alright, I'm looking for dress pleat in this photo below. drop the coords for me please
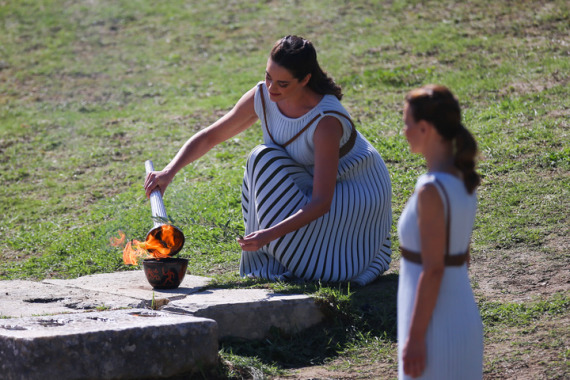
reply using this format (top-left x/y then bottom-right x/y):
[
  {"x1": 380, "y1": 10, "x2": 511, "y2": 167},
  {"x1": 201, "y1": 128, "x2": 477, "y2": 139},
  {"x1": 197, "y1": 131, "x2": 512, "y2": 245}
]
[
  {"x1": 397, "y1": 173, "x2": 483, "y2": 379},
  {"x1": 239, "y1": 83, "x2": 392, "y2": 285}
]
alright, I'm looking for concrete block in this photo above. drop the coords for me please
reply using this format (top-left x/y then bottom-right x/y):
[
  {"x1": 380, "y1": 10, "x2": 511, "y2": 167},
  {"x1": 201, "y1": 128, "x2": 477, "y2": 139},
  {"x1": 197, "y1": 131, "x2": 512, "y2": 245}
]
[
  {"x1": 164, "y1": 289, "x2": 325, "y2": 340},
  {"x1": 0, "y1": 309, "x2": 218, "y2": 380}
]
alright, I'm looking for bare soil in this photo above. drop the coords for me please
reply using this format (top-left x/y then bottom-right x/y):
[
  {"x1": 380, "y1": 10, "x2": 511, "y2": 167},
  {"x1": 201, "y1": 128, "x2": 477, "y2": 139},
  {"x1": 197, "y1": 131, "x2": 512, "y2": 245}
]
[
  {"x1": 471, "y1": 238, "x2": 569, "y2": 304},
  {"x1": 277, "y1": 237, "x2": 569, "y2": 380}
]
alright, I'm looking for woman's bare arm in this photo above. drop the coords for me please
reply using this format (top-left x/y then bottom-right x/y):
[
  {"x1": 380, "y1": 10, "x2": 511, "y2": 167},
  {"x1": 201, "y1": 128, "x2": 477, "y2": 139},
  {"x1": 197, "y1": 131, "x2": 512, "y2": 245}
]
[
  {"x1": 144, "y1": 86, "x2": 259, "y2": 197},
  {"x1": 237, "y1": 115, "x2": 342, "y2": 250},
  {"x1": 402, "y1": 184, "x2": 446, "y2": 378}
]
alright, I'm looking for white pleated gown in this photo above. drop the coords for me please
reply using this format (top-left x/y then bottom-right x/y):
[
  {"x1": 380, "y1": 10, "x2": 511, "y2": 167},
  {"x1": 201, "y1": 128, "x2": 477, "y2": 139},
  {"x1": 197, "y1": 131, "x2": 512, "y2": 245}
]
[
  {"x1": 397, "y1": 173, "x2": 483, "y2": 379},
  {"x1": 239, "y1": 83, "x2": 392, "y2": 285}
]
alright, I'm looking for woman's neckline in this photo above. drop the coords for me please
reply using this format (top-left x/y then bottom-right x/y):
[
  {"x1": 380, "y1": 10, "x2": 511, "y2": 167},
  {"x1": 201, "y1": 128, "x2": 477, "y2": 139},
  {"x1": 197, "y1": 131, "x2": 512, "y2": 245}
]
[
  {"x1": 426, "y1": 171, "x2": 463, "y2": 182},
  {"x1": 270, "y1": 87, "x2": 327, "y2": 120}
]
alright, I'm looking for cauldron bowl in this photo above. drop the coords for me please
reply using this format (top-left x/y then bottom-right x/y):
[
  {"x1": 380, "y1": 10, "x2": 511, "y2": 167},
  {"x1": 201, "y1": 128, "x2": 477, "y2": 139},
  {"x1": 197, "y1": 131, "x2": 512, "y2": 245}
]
[
  {"x1": 145, "y1": 224, "x2": 186, "y2": 257},
  {"x1": 143, "y1": 258, "x2": 189, "y2": 289}
]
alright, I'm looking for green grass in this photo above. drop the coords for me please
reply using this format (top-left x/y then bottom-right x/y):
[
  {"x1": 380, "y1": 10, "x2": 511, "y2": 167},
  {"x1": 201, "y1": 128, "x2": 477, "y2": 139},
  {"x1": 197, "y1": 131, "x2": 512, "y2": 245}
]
[
  {"x1": 480, "y1": 293, "x2": 569, "y2": 327},
  {"x1": 1, "y1": 0, "x2": 569, "y2": 378},
  {"x1": 217, "y1": 277, "x2": 398, "y2": 378}
]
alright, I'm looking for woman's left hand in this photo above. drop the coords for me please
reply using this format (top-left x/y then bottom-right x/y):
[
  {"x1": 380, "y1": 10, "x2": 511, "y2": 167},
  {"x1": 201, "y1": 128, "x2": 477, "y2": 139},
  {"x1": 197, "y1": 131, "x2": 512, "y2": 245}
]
[
  {"x1": 236, "y1": 229, "x2": 273, "y2": 251},
  {"x1": 402, "y1": 336, "x2": 427, "y2": 378}
]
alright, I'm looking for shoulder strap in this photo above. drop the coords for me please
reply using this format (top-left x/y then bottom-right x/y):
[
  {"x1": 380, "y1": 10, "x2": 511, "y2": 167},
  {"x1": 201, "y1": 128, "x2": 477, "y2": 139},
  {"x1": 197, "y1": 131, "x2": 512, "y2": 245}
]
[
  {"x1": 400, "y1": 177, "x2": 470, "y2": 266},
  {"x1": 258, "y1": 84, "x2": 357, "y2": 158},
  {"x1": 281, "y1": 113, "x2": 320, "y2": 147},
  {"x1": 258, "y1": 83, "x2": 278, "y2": 145},
  {"x1": 433, "y1": 178, "x2": 451, "y2": 257},
  {"x1": 281, "y1": 110, "x2": 357, "y2": 158},
  {"x1": 326, "y1": 111, "x2": 357, "y2": 158}
]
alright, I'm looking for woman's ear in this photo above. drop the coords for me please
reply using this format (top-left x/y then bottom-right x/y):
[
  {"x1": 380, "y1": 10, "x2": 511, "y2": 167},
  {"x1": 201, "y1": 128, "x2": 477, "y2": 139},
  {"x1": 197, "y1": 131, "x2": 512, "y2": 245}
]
[
  {"x1": 420, "y1": 121, "x2": 442, "y2": 142},
  {"x1": 418, "y1": 119, "x2": 430, "y2": 134},
  {"x1": 300, "y1": 73, "x2": 311, "y2": 86}
]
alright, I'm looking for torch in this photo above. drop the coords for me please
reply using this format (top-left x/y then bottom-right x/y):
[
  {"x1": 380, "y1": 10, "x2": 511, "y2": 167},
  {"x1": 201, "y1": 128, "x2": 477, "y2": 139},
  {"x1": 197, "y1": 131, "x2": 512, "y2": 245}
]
[
  {"x1": 141, "y1": 160, "x2": 188, "y2": 289},
  {"x1": 144, "y1": 160, "x2": 185, "y2": 257}
]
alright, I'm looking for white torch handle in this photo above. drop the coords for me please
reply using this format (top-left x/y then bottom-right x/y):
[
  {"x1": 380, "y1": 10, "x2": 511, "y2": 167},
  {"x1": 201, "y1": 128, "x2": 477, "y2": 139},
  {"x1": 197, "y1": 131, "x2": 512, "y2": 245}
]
[{"x1": 145, "y1": 160, "x2": 168, "y2": 228}]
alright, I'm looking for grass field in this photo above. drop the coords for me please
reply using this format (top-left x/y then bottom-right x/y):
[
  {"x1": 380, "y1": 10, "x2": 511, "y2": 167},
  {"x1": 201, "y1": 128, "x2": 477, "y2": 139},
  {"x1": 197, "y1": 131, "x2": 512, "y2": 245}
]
[{"x1": 1, "y1": 0, "x2": 568, "y2": 379}]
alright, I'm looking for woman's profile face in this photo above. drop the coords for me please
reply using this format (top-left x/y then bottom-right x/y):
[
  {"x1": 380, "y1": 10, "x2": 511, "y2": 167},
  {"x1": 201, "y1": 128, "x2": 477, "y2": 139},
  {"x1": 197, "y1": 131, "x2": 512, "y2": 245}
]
[
  {"x1": 403, "y1": 103, "x2": 424, "y2": 154},
  {"x1": 265, "y1": 58, "x2": 308, "y2": 102}
]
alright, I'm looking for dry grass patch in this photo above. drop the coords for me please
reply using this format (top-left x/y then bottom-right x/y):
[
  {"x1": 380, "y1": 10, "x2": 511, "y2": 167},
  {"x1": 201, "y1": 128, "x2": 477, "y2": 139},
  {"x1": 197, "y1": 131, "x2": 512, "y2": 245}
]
[{"x1": 484, "y1": 316, "x2": 570, "y2": 380}]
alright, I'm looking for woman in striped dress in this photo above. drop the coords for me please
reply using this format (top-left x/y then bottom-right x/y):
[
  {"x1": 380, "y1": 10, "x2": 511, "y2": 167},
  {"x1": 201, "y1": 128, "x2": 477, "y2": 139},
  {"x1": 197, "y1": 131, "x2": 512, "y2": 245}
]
[
  {"x1": 398, "y1": 85, "x2": 483, "y2": 379},
  {"x1": 145, "y1": 35, "x2": 392, "y2": 285}
]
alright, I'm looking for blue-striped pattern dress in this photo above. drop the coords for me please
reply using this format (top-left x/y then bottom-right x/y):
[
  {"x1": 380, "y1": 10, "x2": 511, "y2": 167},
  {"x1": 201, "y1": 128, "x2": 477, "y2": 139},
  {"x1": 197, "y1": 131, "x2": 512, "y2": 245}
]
[{"x1": 239, "y1": 83, "x2": 392, "y2": 285}]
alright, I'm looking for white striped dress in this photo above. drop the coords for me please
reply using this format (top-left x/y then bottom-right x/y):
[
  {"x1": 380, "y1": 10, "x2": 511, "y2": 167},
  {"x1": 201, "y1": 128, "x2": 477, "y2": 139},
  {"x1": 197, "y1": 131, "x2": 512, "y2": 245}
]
[
  {"x1": 397, "y1": 173, "x2": 483, "y2": 379},
  {"x1": 239, "y1": 83, "x2": 392, "y2": 286}
]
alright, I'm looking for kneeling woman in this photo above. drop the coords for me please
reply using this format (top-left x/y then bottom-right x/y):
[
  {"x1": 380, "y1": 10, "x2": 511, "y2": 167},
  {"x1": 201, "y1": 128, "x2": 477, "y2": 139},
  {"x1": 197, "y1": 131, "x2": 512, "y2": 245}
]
[{"x1": 145, "y1": 35, "x2": 392, "y2": 286}]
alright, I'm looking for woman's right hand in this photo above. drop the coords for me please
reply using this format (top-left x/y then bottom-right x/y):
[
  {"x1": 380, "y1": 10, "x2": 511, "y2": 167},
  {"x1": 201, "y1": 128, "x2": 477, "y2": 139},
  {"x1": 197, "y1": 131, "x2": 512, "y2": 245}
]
[
  {"x1": 141, "y1": 85, "x2": 258, "y2": 200},
  {"x1": 402, "y1": 336, "x2": 427, "y2": 378},
  {"x1": 144, "y1": 169, "x2": 173, "y2": 198},
  {"x1": 236, "y1": 229, "x2": 275, "y2": 251}
]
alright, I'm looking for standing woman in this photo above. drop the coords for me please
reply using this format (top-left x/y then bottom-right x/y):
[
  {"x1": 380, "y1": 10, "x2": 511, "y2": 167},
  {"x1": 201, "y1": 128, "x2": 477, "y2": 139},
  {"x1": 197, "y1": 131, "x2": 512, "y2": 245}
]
[
  {"x1": 145, "y1": 35, "x2": 392, "y2": 285},
  {"x1": 397, "y1": 85, "x2": 483, "y2": 379}
]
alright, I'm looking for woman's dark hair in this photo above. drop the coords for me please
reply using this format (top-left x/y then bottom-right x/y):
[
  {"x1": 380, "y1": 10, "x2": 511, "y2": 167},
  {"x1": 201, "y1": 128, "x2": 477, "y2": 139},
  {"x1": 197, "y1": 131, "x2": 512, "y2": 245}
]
[
  {"x1": 405, "y1": 84, "x2": 481, "y2": 193},
  {"x1": 270, "y1": 35, "x2": 343, "y2": 100}
]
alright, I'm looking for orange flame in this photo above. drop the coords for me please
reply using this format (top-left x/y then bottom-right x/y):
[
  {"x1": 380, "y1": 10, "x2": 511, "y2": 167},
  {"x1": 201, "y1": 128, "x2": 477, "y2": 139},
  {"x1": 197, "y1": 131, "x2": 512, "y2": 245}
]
[
  {"x1": 145, "y1": 225, "x2": 181, "y2": 259},
  {"x1": 111, "y1": 225, "x2": 183, "y2": 265},
  {"x1": 122, "y1": 238, "x2": 151, "y2": 265},
  {"x1": 110, "y1": 231, "x2": 126, "y2": 247}
]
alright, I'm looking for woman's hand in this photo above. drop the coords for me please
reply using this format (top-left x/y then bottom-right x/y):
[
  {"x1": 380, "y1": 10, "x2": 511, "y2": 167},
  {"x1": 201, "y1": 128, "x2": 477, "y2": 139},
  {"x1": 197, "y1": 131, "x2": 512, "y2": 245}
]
[
  {"x1": 402, "y1": 336, "x2": 427, "y2": 378},
  {"x1": 235, "y1": 115, "x2": 343, "y2": 251},
  {"x1": 402, "y1": 183, "x2": 445, "y2": 378},
  {"x1": 142, "y1": 86, "x2": 258, "y2": 199},
  {"x1": 144, "y1": 170, "x2": 173, "y2": 198},
  {"x1": 237, "y1": 229, "x2": 274, "y2": 251}
]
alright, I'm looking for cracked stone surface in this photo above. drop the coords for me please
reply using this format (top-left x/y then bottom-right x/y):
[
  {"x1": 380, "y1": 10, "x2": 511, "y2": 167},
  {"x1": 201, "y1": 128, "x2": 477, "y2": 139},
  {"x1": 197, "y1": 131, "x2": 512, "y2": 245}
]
[
  {"x1": 0, "y1": 271, "x2": 325, "y2": 379},
  {"x1": 0, "y1": 309, "x2": 218, "y2": 380},
  {"x1": 0, "y1": 271, "x2": 212, "y2": 318},
  {"x1": 0, "y1": 280, "x2": 143, "y2": 318}
]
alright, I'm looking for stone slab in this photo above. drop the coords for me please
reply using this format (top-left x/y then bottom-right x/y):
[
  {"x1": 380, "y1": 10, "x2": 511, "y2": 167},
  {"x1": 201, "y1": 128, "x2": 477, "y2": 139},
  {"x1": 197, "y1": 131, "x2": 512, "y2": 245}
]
[
  {"x1": 0, "y1": 272, "x2": 327, "y2": 379},
  {"x1": 0, "y1": 272, "x2": 211, "y2": 318},
  {"x1": 0, "y1": 309, "x2": 218, "y2": 380},
  {"x1": 165, "y1": 288, "x2": 325, "y2": 340},
  {"x1": 0, "y1": 280, "x2": 144, "y2": 318},
  {"x1": 2, "y1": 272, "x2": 325, "y2": 341},
  {"x1": 44, "y1": 270, "x2": 212, "y2": 300}
]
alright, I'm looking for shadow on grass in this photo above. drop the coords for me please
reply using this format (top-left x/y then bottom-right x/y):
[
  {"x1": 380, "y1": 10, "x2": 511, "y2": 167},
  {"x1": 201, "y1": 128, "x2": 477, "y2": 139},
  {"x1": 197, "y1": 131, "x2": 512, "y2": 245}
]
[{"x1": 219, "y1": 273, "x2": 399, "y2": 371}]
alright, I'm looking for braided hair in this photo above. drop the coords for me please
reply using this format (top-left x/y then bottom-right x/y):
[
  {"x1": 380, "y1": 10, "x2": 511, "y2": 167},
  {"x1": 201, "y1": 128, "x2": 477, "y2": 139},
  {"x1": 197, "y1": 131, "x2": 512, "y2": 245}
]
[
  {"x1": 270, "y1": 35, "x2": 343, "y2": 100},
  {"x1": 405, "y1": 84, "x2": 481, "y2": 193}
]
